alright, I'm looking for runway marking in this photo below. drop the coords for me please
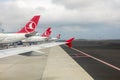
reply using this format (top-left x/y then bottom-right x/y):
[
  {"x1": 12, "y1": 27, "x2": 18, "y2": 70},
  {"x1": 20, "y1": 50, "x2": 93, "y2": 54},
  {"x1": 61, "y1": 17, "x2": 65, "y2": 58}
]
[
  {"x1": 71, "y1": 47, "x2": 120, "y2": 71},
  {"x1": 71, "y1": 53, "x2": 89, "y2": 58},
  {"x1": 72, "y1": 56, "x2": 89, "y2": 58}
]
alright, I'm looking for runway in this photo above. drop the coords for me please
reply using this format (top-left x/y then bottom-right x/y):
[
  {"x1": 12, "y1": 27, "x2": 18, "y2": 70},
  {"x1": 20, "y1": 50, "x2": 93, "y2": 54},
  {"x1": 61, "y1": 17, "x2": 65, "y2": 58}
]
[
  {"x1": 0, "y1": 46, "x2": 93, "y2": 80},
  {"x1": 61, "y1": 40, "x2": 120, "y2": 80},
  {"x1": 0, "y1": 40, "x2": 119, "y2": 80},
  {"x1": 0, "y1": 48, "x2": 49, "y2": 80}
]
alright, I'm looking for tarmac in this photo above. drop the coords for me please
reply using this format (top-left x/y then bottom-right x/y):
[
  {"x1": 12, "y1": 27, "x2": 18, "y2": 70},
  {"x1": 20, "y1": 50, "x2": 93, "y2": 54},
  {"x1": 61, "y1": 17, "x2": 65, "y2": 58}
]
[{"x1": 0, "y1": 46, "x2": 93, "y2": 80}]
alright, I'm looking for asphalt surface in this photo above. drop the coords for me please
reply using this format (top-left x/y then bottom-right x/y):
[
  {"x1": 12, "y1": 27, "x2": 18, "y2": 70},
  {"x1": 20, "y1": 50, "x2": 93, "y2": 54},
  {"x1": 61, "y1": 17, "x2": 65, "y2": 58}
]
[
  {"x1": 0, "y1": 46, "x2": 93, "y2": 80},
  {"x1": 61, "y1": 40, "x2": 120, "y2": 80},
  {"x1": 42, "y1": 46, "x2": 93, "y2": 80},
  {"x1": 0, "y1": 48, "x2": 50, "y2": 80}
]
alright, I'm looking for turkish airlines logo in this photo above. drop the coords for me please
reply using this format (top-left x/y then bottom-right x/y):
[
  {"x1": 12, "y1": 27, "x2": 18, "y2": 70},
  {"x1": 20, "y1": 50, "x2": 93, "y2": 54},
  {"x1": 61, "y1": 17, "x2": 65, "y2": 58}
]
[
  {"x1": 25, "y1": 21, "x2": 36, "y2": 33},
  {"x1": 44, "y1": 30, "x2": 51, "y2": 36},
  {"x1": 44, "y1": 31, "x2": 48, "y2": 36}
]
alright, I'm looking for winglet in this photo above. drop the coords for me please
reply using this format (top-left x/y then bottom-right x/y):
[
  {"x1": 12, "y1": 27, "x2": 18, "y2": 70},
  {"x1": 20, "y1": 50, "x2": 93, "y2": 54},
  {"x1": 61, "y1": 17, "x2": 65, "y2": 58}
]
[
  {"x1": 41, "y1": 27, "x2": 51, "y2": 37},
  {"x1": 66, "y1": 38, "x2": 74, "y2": 48},
  {"x1": 17, "y1": 15, "x2": 40, "y2": 33}
]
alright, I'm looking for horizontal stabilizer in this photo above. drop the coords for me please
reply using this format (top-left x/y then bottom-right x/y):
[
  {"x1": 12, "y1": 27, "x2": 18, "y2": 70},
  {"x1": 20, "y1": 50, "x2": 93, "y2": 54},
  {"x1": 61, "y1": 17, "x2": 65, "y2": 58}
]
[{"x1": 25, "y1": 31, "x2": 37, "y2": 37}]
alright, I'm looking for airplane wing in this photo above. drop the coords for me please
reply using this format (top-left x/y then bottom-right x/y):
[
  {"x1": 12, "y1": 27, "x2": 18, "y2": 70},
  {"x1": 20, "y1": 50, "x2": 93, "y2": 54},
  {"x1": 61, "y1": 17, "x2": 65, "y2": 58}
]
[{"x1": 0, "y1": 38, "x2": 74, "y2": 58}]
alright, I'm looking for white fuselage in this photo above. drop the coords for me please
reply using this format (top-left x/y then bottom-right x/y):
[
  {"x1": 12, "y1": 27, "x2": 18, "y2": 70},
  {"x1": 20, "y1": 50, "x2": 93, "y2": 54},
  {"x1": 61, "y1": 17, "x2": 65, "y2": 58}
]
[
  {"x1": 49, "y1": 37, "x2": 58, "y2": 41},
  {"x1": 0, "y1": 33, "x2": 26, "y2": 44},
  {"x1": 22, "y1": 36, "x2": 47, "y2": 42}
]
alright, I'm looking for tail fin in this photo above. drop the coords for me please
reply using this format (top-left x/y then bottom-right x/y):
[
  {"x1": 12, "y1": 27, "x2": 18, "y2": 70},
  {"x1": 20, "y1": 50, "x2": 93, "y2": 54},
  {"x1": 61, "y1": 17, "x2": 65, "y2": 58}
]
[
  {"x1": 41, "y1": 27, "x2": 51, "y2": 37},
  {"x1": 66, "y1": 38, "x2": 74, "y2": 48},
  {"x1": 57, "y1": 34, "x2": 61, "y2": 39},
  {"x1": 17, "y1": 15, "x2": 40, "y2": 33}
]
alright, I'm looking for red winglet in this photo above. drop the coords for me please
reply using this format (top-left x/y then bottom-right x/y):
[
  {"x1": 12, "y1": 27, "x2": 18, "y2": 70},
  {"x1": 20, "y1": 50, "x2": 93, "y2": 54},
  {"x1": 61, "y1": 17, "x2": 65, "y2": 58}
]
[
  {"x1": 66, "y1": 38, "x2": 74, "y2": 48},
  {"x1": 17, "y1": 15, "x2": 40, "y2": 33}
]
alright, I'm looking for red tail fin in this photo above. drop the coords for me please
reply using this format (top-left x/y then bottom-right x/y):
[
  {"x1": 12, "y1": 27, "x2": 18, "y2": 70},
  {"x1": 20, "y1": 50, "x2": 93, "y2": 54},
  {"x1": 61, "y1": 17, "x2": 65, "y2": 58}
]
[
  {"x1": 17, "y1": 15, "x2": 40, "y2": 33},
  {"x1": 66, "y1": 38, "x2": 74, "y2": 48},
  {"x1": 57, "y1": 34, "x2": 61, "y2": 39},
  {"x1": 41, "y1": 27, "x2": 51, "y2": 37}
]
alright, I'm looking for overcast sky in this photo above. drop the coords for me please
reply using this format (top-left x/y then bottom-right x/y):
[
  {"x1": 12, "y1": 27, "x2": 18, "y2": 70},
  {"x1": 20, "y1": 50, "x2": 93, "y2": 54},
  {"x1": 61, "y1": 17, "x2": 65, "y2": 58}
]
[{"x1": 0, "y1": 0, "x2": 120, "y2": 40}]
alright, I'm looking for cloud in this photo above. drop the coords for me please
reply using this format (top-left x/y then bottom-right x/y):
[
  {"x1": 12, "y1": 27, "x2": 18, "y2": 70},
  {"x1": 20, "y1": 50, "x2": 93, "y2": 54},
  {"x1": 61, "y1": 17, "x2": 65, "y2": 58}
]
[
  {"x1": 61, "y1": 26, "x2": 88, "y2": 32},
  {"x1": 52, "y1": 0, "x2": 93, "y2": 9},
  {"x1": 52, "y1": 0, "x2": 120, "y2": 24},
  {"x1": 52, "y1": 0, "x2": 120, "y2": 10},
  {"x1": 0, "y1": 0, "x2": 47, "y2": 32},
  {"x1": 0, "y1": 0, "x2": 120, "y2": 39}
]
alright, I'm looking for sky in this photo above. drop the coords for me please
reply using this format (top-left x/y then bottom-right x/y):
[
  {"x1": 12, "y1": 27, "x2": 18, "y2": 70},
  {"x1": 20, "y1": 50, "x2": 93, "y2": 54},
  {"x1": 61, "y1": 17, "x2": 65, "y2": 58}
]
[{"x1": 0, "y1": 0, "x2": 120, "y2": 40}]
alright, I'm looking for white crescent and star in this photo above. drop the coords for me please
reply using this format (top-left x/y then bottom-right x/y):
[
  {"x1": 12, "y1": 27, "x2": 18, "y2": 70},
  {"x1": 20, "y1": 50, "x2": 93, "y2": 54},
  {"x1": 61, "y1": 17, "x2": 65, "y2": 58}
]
[
  {"x1": 29, "y1": 22, "x2": 34, "y2": 30},
  {"x1": 25, "y1": 21, "x2": 36, "y2": 33}
]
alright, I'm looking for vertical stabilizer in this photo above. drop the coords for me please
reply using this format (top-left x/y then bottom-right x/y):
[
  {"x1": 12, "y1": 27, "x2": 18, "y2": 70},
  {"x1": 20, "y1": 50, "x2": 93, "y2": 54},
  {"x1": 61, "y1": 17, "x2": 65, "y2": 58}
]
[
  {"x1": 17, "y1": 15, "x2": 40, "y2": 33},
  {"x1": 41, "y1": 27, "x2": 51, "y2": 37}
]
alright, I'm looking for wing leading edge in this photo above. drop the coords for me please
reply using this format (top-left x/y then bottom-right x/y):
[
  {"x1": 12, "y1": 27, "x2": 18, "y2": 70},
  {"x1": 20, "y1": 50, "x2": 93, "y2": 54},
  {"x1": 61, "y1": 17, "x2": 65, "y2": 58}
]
[{"x1": 0, "y1": 38, "x2": 74, "y2": 58}]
